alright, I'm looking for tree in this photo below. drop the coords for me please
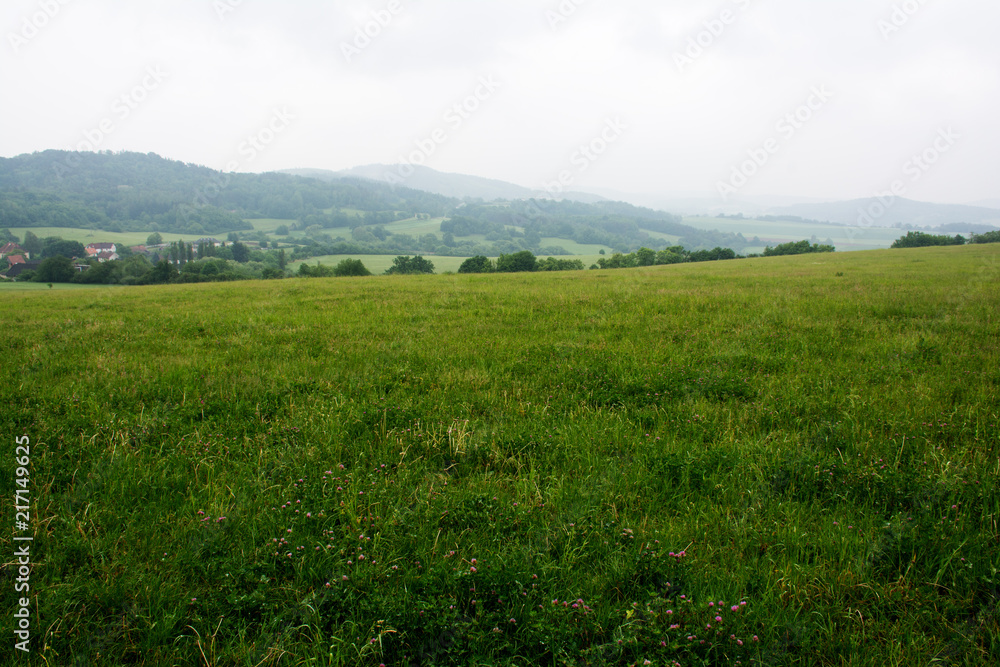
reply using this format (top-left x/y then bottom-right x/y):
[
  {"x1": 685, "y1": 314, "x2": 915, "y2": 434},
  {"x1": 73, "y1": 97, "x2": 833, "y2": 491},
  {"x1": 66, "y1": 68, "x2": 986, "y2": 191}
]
[
  {"x1": 0, "y1": 228, "x2": 19, "y2": 244},
  {"x1": 231, "y1": 241, "x2": 250, "y2": 263},
  {"x1": 635, "y1": 247, "x2": 656, "y2": 266},
  {"x1": 42, "y1": 239, "x2": 86, "y2": 259},
  {"x1": 275, "y1": 225, "x2": 289, "y2": 236},
  {"x1": 763, "y1": 240, "x2": 835, "y2": 256},
  {"x1": 458, "y1": 256, "x2": 494, "y2": 273},
  {"x1": 890, "y1": 231, "x2": 965, "y2": 248},
  {"x1": 496, "y1": 250, "x2": 537, "y2": 273},
  {"x1": 34, "y1": 256, "x2": 75, "y2": 283},
  {"x1": 22, "y1": 231, "x2": 42, "y2": 256},
  {"x1": 386, "y1": 255, "x2": 435, "y2": 275},
  {"x1": 333, "y1": 259, "x2": 371, "y2": 277},
  {"x1": 970, "y1": 231, "x2": 1000, "y2": 244},
  {"x1": 147, "y1": 260, "x2": 178, "y2": 284},
  {"x1": 228, "y1": 232, "x2": 240, "y2": 243},
  {"x1": 146, "y1": 232, "x2": 163, "y2": 245}
]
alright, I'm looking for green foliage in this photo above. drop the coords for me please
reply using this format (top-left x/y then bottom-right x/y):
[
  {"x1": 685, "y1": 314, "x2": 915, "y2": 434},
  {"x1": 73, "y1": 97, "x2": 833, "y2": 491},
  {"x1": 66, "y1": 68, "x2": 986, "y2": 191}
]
[
  {"x1": 970, "y1": 230, "x2": 1000, "y2": 244},
  {"x1": 230, "y1": 241, "x2": 250, "y2": 263},
  {"x1": 891, "y1": 231, "x2": 966, "y2": 248},
  {"x1": 536, "y1": 257, "x2": 585, "y2": 271},
  {"x1": 33, "y1": 255, "x2": 76, "y2": 282},
  {"x1": 146, "y1": 232, "x2": 163, "y2": 245},
  {"x1": 274, "y1": 224, "x2": 289, "y2": 236},
  {"x1": 458, "y1": 255, "x2": 495, "y2": 274},
  {"x1": 763, "y1": 239, "x2": 836, "y2": 256},
  {"x1": 385, "y1": 255, "x2": 435, "y2": 275},
  {"x1": 333, "y1": 258, "x2": 371, "y2": 277},
  {"x1": 41, "y1": 238, "x2": 86, "y2": 259},
  {"x1": 298, "y1": 262, "x2": 336, "y2": 278},
  {"x1": 496, "y1": 250, "x2": 537, "y2": 273}
]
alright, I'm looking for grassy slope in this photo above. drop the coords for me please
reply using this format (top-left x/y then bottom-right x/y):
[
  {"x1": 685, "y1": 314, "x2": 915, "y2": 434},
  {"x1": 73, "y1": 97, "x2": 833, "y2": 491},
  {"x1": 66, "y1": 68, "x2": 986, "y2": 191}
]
[{"x1": 1, "y1": 246, "x2": 998, "y2": 665}]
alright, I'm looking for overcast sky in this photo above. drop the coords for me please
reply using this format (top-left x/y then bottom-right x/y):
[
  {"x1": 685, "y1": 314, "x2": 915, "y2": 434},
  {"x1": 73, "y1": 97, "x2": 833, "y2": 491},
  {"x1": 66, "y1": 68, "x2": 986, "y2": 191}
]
[{"x1": 2, "y1": 0, "x2": 998, "y2": 205}]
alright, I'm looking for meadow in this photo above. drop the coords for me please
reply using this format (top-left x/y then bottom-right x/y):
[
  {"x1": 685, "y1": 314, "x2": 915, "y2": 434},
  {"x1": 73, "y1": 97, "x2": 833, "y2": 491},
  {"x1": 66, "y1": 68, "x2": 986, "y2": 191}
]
[{"x1": 1, "y1": 246, "x2": 998, "y2": 666}]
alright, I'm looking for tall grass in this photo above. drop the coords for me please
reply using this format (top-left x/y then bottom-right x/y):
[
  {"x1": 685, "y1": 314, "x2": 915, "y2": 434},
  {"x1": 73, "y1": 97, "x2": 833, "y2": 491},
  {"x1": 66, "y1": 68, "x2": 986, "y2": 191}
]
[{"x1": 1, "y1": 245, "x2": 998, "y2": 666}]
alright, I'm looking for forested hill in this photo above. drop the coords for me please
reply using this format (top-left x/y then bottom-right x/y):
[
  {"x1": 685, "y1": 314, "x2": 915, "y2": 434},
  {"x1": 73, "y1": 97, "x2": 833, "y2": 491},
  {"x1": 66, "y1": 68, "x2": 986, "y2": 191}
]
[
  {"x1": 0, "y1": 151, "x2": 748, "y2": 252},
  {"x1": 0, "y1": 151, "x2": 455, "y2": 236}
]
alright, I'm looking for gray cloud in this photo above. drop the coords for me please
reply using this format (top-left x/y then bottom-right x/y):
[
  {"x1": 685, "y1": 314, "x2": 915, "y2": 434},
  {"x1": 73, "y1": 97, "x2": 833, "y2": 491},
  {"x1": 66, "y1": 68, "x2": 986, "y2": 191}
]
[{"x1": 2, "y1": 0, "x2": 997, "y2": 204}]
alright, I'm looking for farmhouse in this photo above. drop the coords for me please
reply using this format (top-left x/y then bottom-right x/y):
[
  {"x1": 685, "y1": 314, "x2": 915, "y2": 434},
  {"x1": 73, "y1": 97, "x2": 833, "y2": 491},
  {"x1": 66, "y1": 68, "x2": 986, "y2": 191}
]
[
  {"x1": 0, "y1": 242, "x2": 27, "y2": 259},
  {"x1": 86, "y1": 242, "x2": 118, "y2": 257},
  {"x1": 4, "y1": 261, "x2": 41, "y2": 279}
]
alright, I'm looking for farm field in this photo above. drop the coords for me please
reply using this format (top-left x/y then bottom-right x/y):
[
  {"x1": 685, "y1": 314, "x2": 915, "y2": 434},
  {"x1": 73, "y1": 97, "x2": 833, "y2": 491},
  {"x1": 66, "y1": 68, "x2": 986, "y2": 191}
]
[
  {"x1": 2, "y1": 246, "x2": 999, "y2": 666},
  {"x1": 4, "y1": 227, "x2": 199, "y2": 247}
]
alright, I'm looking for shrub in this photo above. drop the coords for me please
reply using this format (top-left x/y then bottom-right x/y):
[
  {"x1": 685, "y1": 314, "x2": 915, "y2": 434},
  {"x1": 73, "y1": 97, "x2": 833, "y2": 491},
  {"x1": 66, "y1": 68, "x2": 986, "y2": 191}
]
[
  {"x1": 333, "y1": 259, "x2": 371, "y2": 277},
  {"x1": 763, "y1": 240, "x2": 835, "y2": 256},
  {"x1": 386, "y1": 256, "x2": 435, "y2": 275},
  {"x1": 458, "y1": 256, "x2": 494, "y2": 274},
  {"x1": 890, "y1": 231, "x2": 965, "y2": 248},
  {"x1": 969, "y1": 230, "x2": 1000, "y2": 244}
]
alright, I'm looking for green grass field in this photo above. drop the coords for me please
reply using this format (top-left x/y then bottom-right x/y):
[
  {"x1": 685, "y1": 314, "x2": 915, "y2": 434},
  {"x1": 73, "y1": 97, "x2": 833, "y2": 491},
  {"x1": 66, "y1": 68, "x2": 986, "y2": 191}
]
[
  {"x1": 5, "y1": 227, "x2": 201, "y2": 247},
  {"x1": 0, "y1": 281, "x2": 119, "y2": 291},
  {"x1": 2, "y1": 246, "x2": 998, "y2": 665}
]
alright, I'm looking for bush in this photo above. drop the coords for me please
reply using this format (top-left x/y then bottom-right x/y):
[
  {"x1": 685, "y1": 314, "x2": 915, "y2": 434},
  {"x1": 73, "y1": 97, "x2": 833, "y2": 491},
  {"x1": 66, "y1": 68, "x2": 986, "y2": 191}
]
[
  {"x1": 275, "y1": 225, "x2": 289, "y2": 236},
  {"x1": 34, "y1": 256, "x2": 76, "y2": 283},
  {"x1": 333, "y1": 259, "x2": 371, "y2": 277},
  {"x1": 969, "y1": 230, "x2": 1000, "y2": 244},
  {"x1": 386, "y1": 256, "x2": 435, "y2": 275},
  {"x1": 890, "y1": 231, "x2": 966, "y2": 248},
  {"x1": 496, "y1": 250, "x2": 537, "y2": 273},
  {"x1": 458, "y1": 256, "x2": 494, "y2": 274},
  {"x1": 763, "y1": 240, "x2": 835, "y2": 256}
]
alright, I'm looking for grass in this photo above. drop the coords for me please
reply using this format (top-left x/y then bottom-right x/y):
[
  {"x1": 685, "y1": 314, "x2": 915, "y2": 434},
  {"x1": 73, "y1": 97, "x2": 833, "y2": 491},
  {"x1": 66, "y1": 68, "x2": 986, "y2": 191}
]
[
  {"x1": 4, "y1": 227, "x2": 203, "y2": 246},
  {"x1": 1, "y1": 245, "x2": 998, "y2": 666},
  {"x1": 290, "y1": 255, "x2": 473, "y2": 275},
  {"x1": 0, "y1": 281, "x2": 120, "y2": 291}
]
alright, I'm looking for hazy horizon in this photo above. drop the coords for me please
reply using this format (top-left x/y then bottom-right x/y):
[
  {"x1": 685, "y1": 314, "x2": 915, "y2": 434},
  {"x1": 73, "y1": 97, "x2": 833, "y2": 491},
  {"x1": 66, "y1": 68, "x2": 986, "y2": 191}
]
[{"x1": 3, "y1": 0, "x2": 998, "y2": 205}]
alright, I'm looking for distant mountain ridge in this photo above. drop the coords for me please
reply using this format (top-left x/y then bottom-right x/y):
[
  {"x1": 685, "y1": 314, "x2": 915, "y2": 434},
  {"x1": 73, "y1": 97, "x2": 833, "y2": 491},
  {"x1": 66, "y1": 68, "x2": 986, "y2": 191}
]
[
  {"x1": 279, "y1": 164, "x2": 607, "y2": 204},
  {"x1": 281, "y1": 165, "x2": 999, "y2": 230},
  {"x1": 769, "y1": 198, "x2": 1000, "y2": 230}
]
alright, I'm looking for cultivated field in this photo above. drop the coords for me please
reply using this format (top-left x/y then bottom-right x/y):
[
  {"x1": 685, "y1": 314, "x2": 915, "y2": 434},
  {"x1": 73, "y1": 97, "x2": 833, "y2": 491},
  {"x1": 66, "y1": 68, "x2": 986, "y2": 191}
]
[{"x1": 2, "y1": 246, "x2": 998, "y2": 666}]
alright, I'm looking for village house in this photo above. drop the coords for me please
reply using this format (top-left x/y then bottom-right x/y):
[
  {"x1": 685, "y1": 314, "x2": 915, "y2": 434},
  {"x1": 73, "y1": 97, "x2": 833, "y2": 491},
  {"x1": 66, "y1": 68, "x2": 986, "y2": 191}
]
[
  {"x1": 0, "y1": 242, "x2": 28, "y2": 260},
  {"x1": 3, "y1": 260, "x2": 41, "y2": 279},
  {"x1": 85, "y1": 242, "x2": 118, "y2": 257},
  {"x1": 96, "y1": 251, "x2": 119, "y2": 262}
]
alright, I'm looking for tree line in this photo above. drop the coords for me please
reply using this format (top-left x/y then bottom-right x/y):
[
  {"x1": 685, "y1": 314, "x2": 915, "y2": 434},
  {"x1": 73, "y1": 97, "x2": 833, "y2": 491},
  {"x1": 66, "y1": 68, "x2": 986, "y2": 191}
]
[{"x1": 891, "y1": 230, "x2": 1000, "y2": 248}]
